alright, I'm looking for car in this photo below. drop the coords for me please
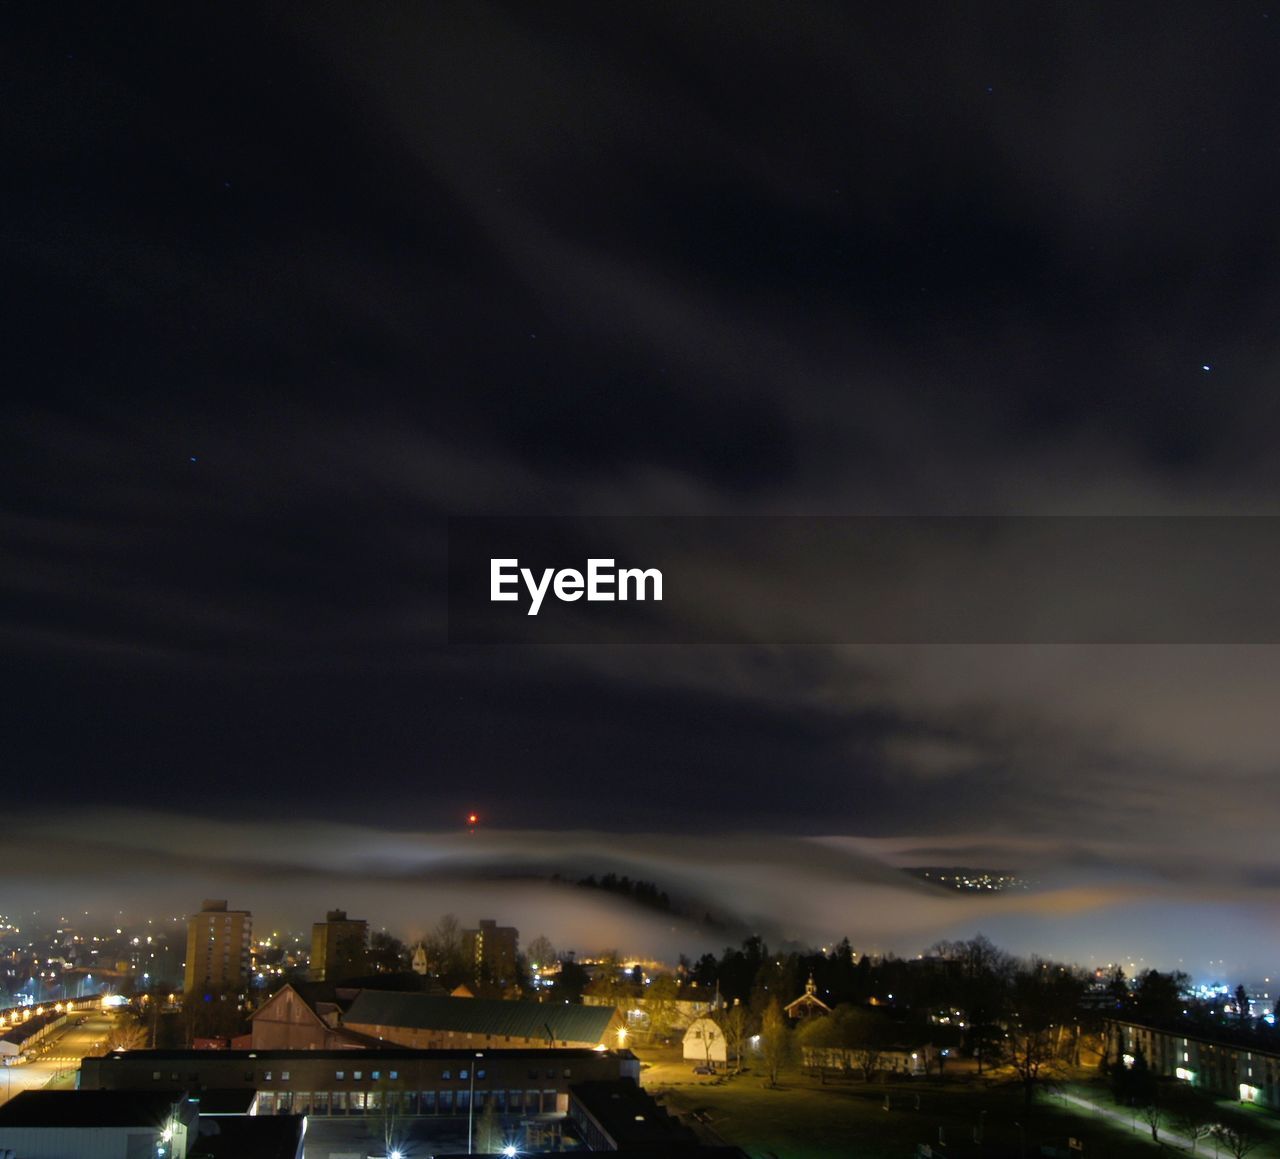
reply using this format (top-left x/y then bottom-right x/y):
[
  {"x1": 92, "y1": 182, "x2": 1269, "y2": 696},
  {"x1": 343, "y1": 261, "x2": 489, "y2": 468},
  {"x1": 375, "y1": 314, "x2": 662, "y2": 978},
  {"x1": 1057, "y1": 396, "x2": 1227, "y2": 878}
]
[{"x1": 692, "y1": 1064, "x2": 714, "y2": 1075}]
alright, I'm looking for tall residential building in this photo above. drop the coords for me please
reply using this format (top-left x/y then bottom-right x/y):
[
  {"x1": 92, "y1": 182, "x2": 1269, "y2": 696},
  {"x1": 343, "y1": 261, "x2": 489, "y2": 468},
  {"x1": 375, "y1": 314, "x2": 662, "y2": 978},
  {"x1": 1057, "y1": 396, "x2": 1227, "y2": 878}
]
[
  {"x1": 183, "y1": 899, "x2": 251, "y2": 994},
  {"x1": 309, "y1": 909, "x2": 369, "y2": 982},
  {"x1": 463, "y1": 919, "x2": 519, "y2": 985}
]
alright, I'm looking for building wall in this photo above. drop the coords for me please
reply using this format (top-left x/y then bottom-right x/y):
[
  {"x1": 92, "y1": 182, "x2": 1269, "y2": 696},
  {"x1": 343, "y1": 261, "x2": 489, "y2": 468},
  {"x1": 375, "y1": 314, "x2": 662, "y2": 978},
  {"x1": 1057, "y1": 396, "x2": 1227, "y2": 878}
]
[
  {"x1": 682, "y1": 1018, "x2": 726, "y2": 1063},
  {"x1": 463, "y1": 920, "x2": 519, "y2": 985},
  {"x1": 0, "y1": 1124, "x2": 189, "y2": 1159},
  {"x1": 1108, "y1": 1020, "x2": 1280, "y2": 1110},
  {"x1": 309, "y1": 913, "x2": 368, "y2": 983},
  {"x1": 250, "y1": 987, "x2": 359, "y2": 1051},
  {"x1": 183, "y1": 900, "x2": 251, "y2": 994},
  {"x1": 80, "y1": 1049, "x2": 639, "y2": 1119}
]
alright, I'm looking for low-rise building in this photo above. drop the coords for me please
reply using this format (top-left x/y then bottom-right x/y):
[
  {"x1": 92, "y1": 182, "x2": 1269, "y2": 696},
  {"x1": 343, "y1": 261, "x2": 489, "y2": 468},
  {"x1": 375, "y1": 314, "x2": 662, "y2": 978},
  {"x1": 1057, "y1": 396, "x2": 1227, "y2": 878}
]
[
  {"x1": 682, "y1": 1017, "x2": 725, "y2": 1066},
  {"x1": 249, "y1": 982, "x2": 372, "y2": 1050},
  {"x1": 79, "y1": 1046, "x2": 640, "y2": 1119},
  {"x1": 784, "y1": 975, "x2": 832, "y2": 1021},
  {"x1": 0, "y1": 1089, "x2": 198, "y2": 1159},
  {"x1": 1107, "y1": 1018, "x2": 1280, "y2": 1110},
  {"x1": 342, "y1": 990, "x2": 622, "y2": 1050}
]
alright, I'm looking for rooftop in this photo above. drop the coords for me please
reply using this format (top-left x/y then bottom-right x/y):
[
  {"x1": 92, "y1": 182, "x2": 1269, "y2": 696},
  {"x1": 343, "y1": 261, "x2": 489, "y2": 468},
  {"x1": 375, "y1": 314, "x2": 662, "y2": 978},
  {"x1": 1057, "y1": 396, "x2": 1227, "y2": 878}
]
[
  {"x1": 0, "y1": 1088, "x2": 192, "y2": 1128},
  {"x1": 344, "y1": 990, "x2": 618, "y2": 1043},
  {"x1": 92, "y1": 1045, "x2": 627, "y2": 1063}
]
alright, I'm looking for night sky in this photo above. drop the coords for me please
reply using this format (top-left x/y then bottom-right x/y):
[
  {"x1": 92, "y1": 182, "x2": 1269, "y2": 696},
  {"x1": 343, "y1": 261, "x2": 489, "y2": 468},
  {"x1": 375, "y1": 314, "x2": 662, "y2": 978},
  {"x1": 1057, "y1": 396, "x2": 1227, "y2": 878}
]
[{"x1": 6, "y1": 4, "x2": 1280, "y2": 970}]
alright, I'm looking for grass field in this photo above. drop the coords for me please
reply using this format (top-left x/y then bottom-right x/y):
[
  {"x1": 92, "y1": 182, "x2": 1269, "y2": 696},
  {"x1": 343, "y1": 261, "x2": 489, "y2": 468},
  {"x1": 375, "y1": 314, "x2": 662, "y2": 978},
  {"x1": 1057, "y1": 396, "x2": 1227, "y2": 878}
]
[{"x1": 653, "y1": 1068, "x2": 1279, "y2": 1159}]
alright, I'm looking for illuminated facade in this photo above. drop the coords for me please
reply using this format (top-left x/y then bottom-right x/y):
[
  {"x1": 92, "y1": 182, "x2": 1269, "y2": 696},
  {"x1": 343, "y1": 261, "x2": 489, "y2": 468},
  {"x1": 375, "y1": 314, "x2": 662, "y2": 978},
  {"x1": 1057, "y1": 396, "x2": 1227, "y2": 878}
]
[
  {"x1": 463, "y1": 919, "x2": 519, "y2": 986},
  {"x1": 183, "y1": 899, "x2": 251, "y2": 994},
  {"x1": 309, "y1": 909, "x2": 368, "y2": 983},
  {"x1": 1108, "y1": 1019, "x2": 1280, "y2": 1109}
]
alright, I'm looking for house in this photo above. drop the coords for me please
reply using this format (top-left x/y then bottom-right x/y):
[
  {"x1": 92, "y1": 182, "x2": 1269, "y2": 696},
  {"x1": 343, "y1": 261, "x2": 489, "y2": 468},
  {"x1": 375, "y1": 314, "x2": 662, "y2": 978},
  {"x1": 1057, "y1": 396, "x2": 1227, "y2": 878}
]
[
  {"x1": 784, "y1": 975, "x2": 832, "y2": 1021},
  {"x1": 683, "y1": 1016, "x2": 726, "y2": 1066},
  {"x1": 248, "y1": 983, "x2": 373, "y2": 1050}
]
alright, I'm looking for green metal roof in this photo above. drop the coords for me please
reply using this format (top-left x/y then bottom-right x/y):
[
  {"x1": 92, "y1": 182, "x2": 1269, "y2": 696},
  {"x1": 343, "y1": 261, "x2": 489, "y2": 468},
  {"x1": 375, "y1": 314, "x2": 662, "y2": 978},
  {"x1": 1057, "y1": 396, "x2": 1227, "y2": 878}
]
[{"x1": 343, "y1": 991, "x2": 617, "y2": 1044}]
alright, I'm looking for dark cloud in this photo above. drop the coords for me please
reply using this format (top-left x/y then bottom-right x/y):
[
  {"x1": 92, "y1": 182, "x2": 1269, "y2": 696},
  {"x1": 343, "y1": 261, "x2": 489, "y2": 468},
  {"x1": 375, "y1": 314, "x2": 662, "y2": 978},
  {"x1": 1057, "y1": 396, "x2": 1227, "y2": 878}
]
[{"x1": 5, "y1": 3, "x2": 1280, "y2": 972}]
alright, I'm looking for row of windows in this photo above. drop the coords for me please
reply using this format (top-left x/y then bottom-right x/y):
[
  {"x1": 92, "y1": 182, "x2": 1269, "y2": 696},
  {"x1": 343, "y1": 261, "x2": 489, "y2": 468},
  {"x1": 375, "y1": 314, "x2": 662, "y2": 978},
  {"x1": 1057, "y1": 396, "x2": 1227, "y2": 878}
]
[
  {"x1": 149, "y1": 1067, "x2": 573, "y2": 1084},
  {"x1": 255, "y1": 1088, "x2": 560, "y2": 1116}
]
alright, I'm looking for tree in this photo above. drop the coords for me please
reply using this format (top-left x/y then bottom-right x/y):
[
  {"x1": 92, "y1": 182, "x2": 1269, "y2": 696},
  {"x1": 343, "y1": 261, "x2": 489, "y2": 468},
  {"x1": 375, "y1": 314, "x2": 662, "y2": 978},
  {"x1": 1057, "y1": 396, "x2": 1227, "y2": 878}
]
[
  {"x1": 759, "y1": 997, "x2": 791, "y2": 1087},
  {"x1": 556, "y1": 955, "x2": 589, "y2": 1003},
  {"x1": 1131, "y1": 969, "x2": 1188, "y2": 1024},
  {"x1": 1109, "y1": 1043, "x2": 1156, "y2": 1106},
  {"x1": 1235, "y1": 984, "x2": 1250, "y2": 1023},
  {"x1": 1004, "y1": 960, "x2": 1081, "y2": 1108},
  {"x1": 182, "y1": 985, "x2": 243, "y2": 1044},
  {"x1": 645, "y1": 974, "x2": 680, "y2": 1042},
  {"x1": 426, "y1": 914, "x2": 467, "y2": 981},
  {"x1": 718, "y1": 1002, "x2": 750, "y2": 1073},
  {"x1": 1212, "y1": 1114, "x2": 1262, "y2": 1159},
  {"x1": 1142, "y1": 1103, "x2": 1161, "y2": 1143},
  {"x1": 1105, "y1": 966, "x2": 1130, "y2": 1011},
  {"x1": 368, "y1": 931, "x2": 409, "y2": 974},
  {"x1": 110, "y1": 1013, "x2": 150, "y2": 1051},
  {"x1": 476, "y1": 1097, "x2": 503, "y2": 1153},
  {"x1": 932, "y1": 935, "x2": 1013, "y2": 1075},
  {"x1": 374, "y1": 1073, "x2": 406, "y2": 1159},
  {"x1": 796, "y1": 1014, "x2": 839, "y2": 1080},
  {"x1": 1170, "y1": 1088, "x2": 1215, "y2": 1153},
  {"x1": 526, "y1": 935, "x2": 556, "y2": 971}
]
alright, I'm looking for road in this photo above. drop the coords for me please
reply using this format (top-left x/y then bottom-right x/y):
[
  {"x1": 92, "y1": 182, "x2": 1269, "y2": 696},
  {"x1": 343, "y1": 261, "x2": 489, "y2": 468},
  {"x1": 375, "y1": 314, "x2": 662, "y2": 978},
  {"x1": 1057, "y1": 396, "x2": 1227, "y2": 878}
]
[
  {"x1": 0, "y1": 1013, "x2": 116, "y2": 1106},
  {"x1": 1056, "y1": 1088, "x2": 1196, "y2": 1151}
]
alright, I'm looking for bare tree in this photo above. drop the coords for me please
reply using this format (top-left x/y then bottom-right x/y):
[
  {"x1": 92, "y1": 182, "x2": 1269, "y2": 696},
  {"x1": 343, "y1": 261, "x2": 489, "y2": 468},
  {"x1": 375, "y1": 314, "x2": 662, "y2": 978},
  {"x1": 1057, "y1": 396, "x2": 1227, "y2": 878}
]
[
  {"x1": 1174, "y1": 1099, "x2": 1215, "y2": 1153},
  {"x1": 374, "y1": 1074, "x2": 406, "y2": 1159},
  {"x1": 1142, "y1": 1104, "x2": 1161, "y2": 1143},
  {"x1": 759, "y1": 998, "x2": 791, "y2": 1087},
  {"x1": 110, "y1": 1015, "x2": 149, "y2": 1051},
  {"x1": 1212, "y1": 1117, "x2": 1262, "y2": 1159},
  {"x1": 526, "y1": 935, "x2": 556, "y2": 970},
  {"x1": 853, "y1": 1044, "x2": 886, "y2": 1083},
  {"x1": 426, "y1": 913, "x2": 466, "y2": 980},
  {"x1": 718, "y1": 1002, "x2": 750, "y2": 1073},
  {"x1": 476, "y1": 1097, "x2": 503, "y2": 1153}
]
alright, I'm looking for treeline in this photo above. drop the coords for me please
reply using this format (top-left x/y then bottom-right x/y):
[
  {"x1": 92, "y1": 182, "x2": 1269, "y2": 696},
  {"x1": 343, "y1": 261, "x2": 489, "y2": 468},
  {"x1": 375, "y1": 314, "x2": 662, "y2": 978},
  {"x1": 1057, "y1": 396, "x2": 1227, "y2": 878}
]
[{"x1": 574, "y1": 873, "x2": 672, "y2": 913}]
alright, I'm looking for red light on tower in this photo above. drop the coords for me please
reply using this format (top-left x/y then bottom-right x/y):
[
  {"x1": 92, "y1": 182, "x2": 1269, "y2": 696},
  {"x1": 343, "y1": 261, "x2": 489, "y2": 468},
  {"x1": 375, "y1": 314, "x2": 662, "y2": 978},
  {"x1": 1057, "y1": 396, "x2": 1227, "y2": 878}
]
[{"x1": 467, "y1": 812, "x2": 479, "y2": 827}]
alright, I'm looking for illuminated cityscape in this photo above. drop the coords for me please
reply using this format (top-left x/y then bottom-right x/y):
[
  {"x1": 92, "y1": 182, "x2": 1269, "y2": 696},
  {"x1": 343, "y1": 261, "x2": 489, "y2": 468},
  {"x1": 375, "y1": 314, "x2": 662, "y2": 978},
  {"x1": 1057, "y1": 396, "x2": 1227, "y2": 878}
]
[{"x1": 6, "y1": 2, "x2": 1280, "y2": 1156}]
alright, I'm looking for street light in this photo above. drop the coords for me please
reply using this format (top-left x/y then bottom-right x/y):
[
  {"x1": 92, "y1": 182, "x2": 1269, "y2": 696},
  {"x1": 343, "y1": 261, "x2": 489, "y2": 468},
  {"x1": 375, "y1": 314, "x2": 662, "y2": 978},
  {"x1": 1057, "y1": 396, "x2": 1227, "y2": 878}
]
[{"x1": 467, "y1": 1050, "x2": 483, "y2": 1153}]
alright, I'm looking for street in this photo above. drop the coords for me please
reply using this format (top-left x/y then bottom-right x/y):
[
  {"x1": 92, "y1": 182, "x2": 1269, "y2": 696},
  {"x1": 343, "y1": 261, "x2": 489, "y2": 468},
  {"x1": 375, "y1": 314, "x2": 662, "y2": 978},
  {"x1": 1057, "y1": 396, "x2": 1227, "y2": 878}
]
[{"x1": 0, "y1": 1013, "x2": 116, "y2": 1105}]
